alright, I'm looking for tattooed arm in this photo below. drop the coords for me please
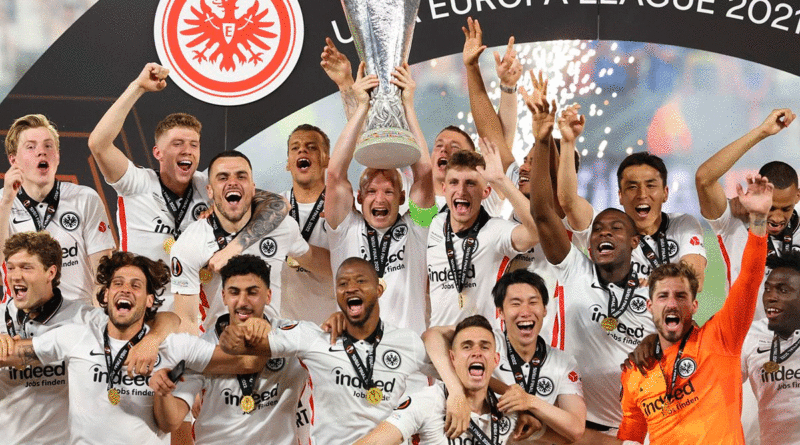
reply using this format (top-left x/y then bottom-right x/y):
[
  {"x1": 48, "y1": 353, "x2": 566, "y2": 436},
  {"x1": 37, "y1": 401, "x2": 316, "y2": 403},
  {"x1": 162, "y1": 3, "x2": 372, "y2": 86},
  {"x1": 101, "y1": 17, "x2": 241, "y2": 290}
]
[
  {"x1": 0, "y1": 336, "x2": 40, "y2": 368},
  {"x1": 206, "y1": 189, "x2": 289, "y2": 272}
]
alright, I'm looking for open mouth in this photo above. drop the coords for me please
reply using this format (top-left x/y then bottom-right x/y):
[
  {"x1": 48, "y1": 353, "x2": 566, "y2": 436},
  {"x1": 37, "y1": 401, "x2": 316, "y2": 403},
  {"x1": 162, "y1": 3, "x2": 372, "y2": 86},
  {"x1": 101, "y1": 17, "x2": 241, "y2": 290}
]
[
  {"x1": 765, "y1": 307, "x2": 783, "y2": 319},
  {"x1": 13, "y1": 285, "x2": 27, "y2": 299},
  {"x1": 235, "y1": 307, "x2": 253, "y2": 322},
  {"x1": 768, "y1": 221, "x2": 786, "y2": 232},
  {"x1": 437, "y1": 157, "x2": 448, "y2": 169},
  {"x1": 115, "y1": 298, "x2": 133, "y2": 314},
  {"x1": 371, "y1": 207, "x2": 389, "y2": 217},
  {"x1": 635, "y1": 204, "x2": 650, "y2": 219},
  {"x1": 517, "y1": 321, "x2": 535, "y2": 333},
  {"x1": 468, "y1": 362, "x2": 485, "y2": 377},
  {"x1": 664, "y1": 314, "x2": 680, "y2": 328},
  {"x1": 454, "y1": 199, "x2": 471, "y2": 214},
  {"x1": 346, "y1": 296, "x2": 364, "y2": 317},
  {"x1": 518, "y1": 176, "x2": 530, "y2": 185},
  {"x1": 296, "y1": 158, "x2": 311, "y2": 171},
  {"x1": 177, "y1": 160, "x2": 192, "y2": 172},
  {"x1": 597, "y1": 242, "x2": 615, "y2": 253},
  {"x1": 225, "y1": 190, "x2": 242, "y2": 203},
  {"x1": 37, "y1": 161, "x2": 49, "y2": 172}
]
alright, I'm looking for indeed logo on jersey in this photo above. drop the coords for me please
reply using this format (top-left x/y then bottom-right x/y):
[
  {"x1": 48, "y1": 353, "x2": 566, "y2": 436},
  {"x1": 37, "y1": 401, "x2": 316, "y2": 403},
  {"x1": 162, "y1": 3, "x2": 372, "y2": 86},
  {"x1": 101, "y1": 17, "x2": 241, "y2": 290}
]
[
  {"x1": 360, "y1": 246, "x2": 407, "y2": 274},
  {"x1": 332, "y1": 366, "x2": 396, "y2": 401},
  {"x1": 151, "y1": 217, "x2": 176, "y2": 237},
  {"x1": 222, "y1": 384, "x2": 280, "y2": 410},
  {"x1": 642, "y1": 379, "x2": 699, "y2": 417},
  {"x1": 7, "y1": 362, "x2": 66, "y2": 388},
  {"x1": 91, "y1": 364, "x2": 151, "y2": 389},
  {"x1": 62, "y1": 242, "x2": 80, "y2": 268},
  {"x1": 760, "y1": 363, "x2": 800, "y2": 390},
  {"x1": 428, "y1": 264, "x2": 477, "y2": 289},
  {"x1": 448, "y1": 416, "x2": 511, "y2": 445},
  {"x1": 590, "y1": 304, "x2": 647, "y2": 343}
]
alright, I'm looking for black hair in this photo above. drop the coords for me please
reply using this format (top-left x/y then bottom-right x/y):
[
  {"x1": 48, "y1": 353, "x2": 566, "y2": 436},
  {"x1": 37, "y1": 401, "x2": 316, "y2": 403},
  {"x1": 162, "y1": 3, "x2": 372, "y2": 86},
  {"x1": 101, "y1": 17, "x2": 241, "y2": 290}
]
[
  {"x1": 759, "y1": 161, "x2": 798, "y2": 189},
  {"x1": 220, "y1": 254, "x2": 271, "y2": 288},
  {"x1": 208, "y1": 150, "x2": 252, "y2": 174},
  {"x1": 492, "y1": 269, "x2": 549, "y2": 308},
  {"x1": 617, "y1": 152, "x2": 668, "y2": 187}
]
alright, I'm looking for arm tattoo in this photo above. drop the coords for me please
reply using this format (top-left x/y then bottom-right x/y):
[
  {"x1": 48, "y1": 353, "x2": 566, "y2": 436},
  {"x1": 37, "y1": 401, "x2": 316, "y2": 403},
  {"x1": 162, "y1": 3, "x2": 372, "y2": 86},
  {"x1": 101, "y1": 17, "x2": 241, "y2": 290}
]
[
  {"x1": 234, "y1": 189, "x2": 289, "y2": 249},
  {"x1": 341, "y1": 87, "x2": 359, "y2": 120},
  {"x1": 17, "y1": 345, "x2": 40, "y2": 367}
]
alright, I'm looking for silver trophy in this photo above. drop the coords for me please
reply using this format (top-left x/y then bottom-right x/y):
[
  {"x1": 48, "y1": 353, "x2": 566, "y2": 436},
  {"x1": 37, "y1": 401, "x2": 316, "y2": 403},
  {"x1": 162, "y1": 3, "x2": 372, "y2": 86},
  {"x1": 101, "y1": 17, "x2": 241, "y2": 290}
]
[{"x1": 341, "y1": 0, "x2": 422, "y2": 169}]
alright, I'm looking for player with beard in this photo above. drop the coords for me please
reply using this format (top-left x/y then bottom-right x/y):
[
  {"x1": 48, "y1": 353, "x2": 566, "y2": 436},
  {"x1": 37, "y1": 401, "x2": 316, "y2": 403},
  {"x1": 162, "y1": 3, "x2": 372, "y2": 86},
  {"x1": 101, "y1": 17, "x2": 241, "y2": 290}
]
[
  {"x1": 0, "y1": 232, "x2": 179, "y2": 444},
  {"x1": 1, "y1": 114, "x2": 115, "y2": 304},
  {"x1": 528, "y1": 95, "x2": 658, "y2": 442},
  {"x1": 218, "y1": 257, "x2": 433, "y2": 445},
  {"x1": 148, "y1": 254, "x2": 308, "y2": 445},
  {"x1": 88, "y1": 63, "x2": 290, "y2": 284},
  {"x1": 615, "y1": 176, "x2": 769, "y2": 444},
  {"x1": 170, "y1": 151, "x2": 328, "y2": 334},
  {"x1": 0, "y1": 251, "x2": 217, "y2": 445},
  {"x1": 324, "y1": 61, "x2": 434, "y2": 335},
  {"x1": 280, "y1": 124, "x2": 336, "y2": 324}
]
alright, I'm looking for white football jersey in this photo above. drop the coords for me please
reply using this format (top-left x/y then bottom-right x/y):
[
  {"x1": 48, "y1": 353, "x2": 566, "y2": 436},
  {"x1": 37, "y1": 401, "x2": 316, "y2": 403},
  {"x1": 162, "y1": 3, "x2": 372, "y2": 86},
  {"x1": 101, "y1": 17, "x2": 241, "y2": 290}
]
[
  {"x1": 173, "y1": 316, "x2": 308, "y2": 445},
  {"x1": 387, "y1": 382, "x2": 517, "y2": 445},
  {"x1": 550, "y1": 246, "x2": 655, "y2": 427},
  {"x1": 170, "y1": 216, "x2": 308, "y2": 333},
  {"x1": 741, "y1": 319, "x2": 800, "y2": 445},
  {"x1": 0, "y1": 293, "x2": 105, "y2": 444},
  {"x1": 427, "y1": 211, "x2": 524, "y2": 332},
  {"x1": 268, "y1": 319, "x2": 431, "y2": 445},
  {"x1": 708, "y1": 202, "x2": 799, "y2": 321},
  {"x1": 109, "y1": 160, "x2": 209, "y2": 264},
  {"x1": 326, "y1": 210, "x2": 429, "y2": 334},
  {"x1": 433, "y1": 162, "x2": 519, "y2": 219},
  {"x1": 32, "y1": 325, "x2": 214, "y2": 445},
  {"x1": 1, "y1": 182, "x2": 115, "y2": 305}
]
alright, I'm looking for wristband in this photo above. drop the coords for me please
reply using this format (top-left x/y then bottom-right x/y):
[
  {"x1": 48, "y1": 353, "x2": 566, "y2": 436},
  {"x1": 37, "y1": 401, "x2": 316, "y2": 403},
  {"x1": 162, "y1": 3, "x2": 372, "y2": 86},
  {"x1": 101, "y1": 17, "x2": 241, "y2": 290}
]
[{"x1": 500, "y1": 84, "x2": 517, "y2": 94}]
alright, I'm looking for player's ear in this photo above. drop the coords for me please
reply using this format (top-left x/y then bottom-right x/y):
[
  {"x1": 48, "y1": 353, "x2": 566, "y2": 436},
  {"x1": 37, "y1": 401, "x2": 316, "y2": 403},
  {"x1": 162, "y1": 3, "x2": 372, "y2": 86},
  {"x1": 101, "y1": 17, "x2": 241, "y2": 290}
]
[
  {"x1": 153, "y1": 145, "x2": 162, "y2": 161},
  {"x1": 206, "y1": 184, "x2": 213, "y2": 200}
]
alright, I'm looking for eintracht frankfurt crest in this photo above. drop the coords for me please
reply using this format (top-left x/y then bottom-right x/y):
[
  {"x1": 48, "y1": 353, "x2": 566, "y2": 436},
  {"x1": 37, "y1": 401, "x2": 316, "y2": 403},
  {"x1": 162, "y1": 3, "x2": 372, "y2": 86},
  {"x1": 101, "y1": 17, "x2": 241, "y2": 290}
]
[{"x1": 154, "y1": 0, "x2": 304, "y2": 106}]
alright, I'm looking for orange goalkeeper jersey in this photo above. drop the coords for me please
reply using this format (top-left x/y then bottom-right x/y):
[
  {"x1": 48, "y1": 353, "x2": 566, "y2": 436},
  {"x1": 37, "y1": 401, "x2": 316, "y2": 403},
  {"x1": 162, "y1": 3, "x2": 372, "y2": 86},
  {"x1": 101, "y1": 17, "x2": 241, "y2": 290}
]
[{"x1": 618, "y1": 231, "x2": 767, "y2": 444}]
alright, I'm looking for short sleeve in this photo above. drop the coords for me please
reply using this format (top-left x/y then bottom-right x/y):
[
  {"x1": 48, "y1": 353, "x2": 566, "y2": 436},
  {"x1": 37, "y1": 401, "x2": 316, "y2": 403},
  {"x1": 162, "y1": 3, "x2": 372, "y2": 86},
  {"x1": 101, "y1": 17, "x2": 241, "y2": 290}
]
[
  {"x1": 705, "y1": 201, "x2": 742, "y2": 237},
  {"x1": 672, "y1": 214, "x2": 706, "y2": 259},
  {"x1": 285, "y1": 219, "x2": 310, "y2": 258},
  {"x1": 172, "y1": 372, "x2": 205, "y2": 408},
  {"x1": 170, "y1": 238, "x2": 204, "y2": 295},
  {"x1": 557, "y1": 354, "x2": 584, "y2": 398},
  {"x1": 385, "y1": 387, "x2": 440, "y2": 440},
  {"x1": 31, "y1": 324, "x2": 86, "y2": 365},
  {"x1": 268, "y1": 320, "x2": 318, "y2": 359},
  {"x1": 161, "y1": 333, "x2": 216, "y2": 372},
  {"x1": 80, "y1": 189, "x2": 116, "y2": 255},
  {"x1": 107, "y1": 160, "x2": 150, "y2": 196},
  {"x1": 493, "y1": 218, "x2": 525, "y2": 259},
  {"x1": 550, "y1": 244, "x2": 586, "y2": 276}
]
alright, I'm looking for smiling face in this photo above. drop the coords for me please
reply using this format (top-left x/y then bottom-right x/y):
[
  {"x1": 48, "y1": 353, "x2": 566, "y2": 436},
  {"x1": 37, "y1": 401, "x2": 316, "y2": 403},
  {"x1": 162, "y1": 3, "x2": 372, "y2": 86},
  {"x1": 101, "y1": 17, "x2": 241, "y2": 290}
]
[
  {"x1": 450, "y1": 325, "x2": 499, "y2": 392},
  {"x1": 223, "y1": 273, "x2": 271, "y2": 326},
  {"x1": 105, "y1": 265, "x2": 154, "y2": 332},
  {"x1": 207, "y1": 156, "x2": 255, "y2": 225},
  {"x1": 618, "y1": 164, "x2": 668, "y2": 235},
  {"x1": 9, "y1": 126, "x2": 60, "y2": 189},
  {"x1": 154, "y1": 126, "x2": 200, "y2": 187},
  {"x1": 499, "y1": 283, "x2": 547, "y2": 349},
  {"x1": 648, "y1": 276, "x2": 697, "y2": 345},
  {"x1": 766, "y1": 186, "x2": 800, "y2": 236},
  {"x1": 763, "y1": 267, "x2": 800, "y2": 338},
  {"x1": 335, "y1": 260, "x2": 382, "y2": 328},
  {"x1": 589, "y1": 209, "x2": 639, "y2": 267},
  {"x1": 358, "y1": 170, "x2": 404, "y2": 230},
  {"x1": 5, "y1": 249, "x2": 57, "y2": 313},
  {"x1": 432, "y1": 129, "x2": 474, "y2": 184},
  {"x1": 443, "y1": 167, "x2": 490, "y2": 228},
  {"x1": 286, "y1": 129, "x2": 329, "y2": 188}
]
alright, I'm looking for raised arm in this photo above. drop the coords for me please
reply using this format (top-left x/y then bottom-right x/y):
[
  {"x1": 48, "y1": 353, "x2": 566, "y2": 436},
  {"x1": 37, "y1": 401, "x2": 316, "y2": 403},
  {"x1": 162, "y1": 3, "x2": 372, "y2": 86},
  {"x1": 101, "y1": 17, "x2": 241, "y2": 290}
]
[
  {"x1": 557, "y1": 103, "x2": 594, "y2": 232},
  {"x1": 527, "y1": 94, "x2": 571, "y2": 265},
  {"x1": 324, "y1": 62, "x2": 378, "y2": 229},
  {"x1": 321, "y1": 37, "x2": 358, "y2": 120},
  {"x1": 88, "y1": 63, "x2": 169, "y2": 183},
  {"x1": 420, "y1": 325, "x2": 470, "y2": 439},
  {"x1": 462, "y1": 18, "x2": 515, "y2": 172},
  {"x1": 695, "y1": 109, "x2": 795, "y2": 220},
  {"x1": 494, "y1": 37, "x2": 522, "y2": 151},
  {"x1": 392, "y1": 63, "x2": 434, "y2": 209}
]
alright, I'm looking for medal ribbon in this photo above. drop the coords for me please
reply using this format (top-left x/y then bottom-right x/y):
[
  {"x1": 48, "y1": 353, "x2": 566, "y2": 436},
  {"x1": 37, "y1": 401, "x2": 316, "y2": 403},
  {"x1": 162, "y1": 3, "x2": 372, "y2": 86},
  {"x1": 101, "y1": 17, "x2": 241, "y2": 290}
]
[
  {"x1": 504, "y1": 334, "x2": 547, "y2": 395},
  {"x1": 769, "y1": 333, "x2": 800, "y2": 365},
  {"x1": 4, "y1": 308, "x2": 28, "y2": 339},
  {"x1": 604, "y1": 270, "x2": 639, "y2": 321},
  {"x1": 341, "y1": 321, "x2": 384, "y2": 392},
  {"x1": 156, "y1": 174, "x2": 193, "y2": 238},
  {"x1": 103, "y1": 325, "x2": 147, "y2": 392},
  {"x1": 214, "y1": 313, "x2": 267, "y2": 400},
  {"x1": 289, "y1": 188, "x2": 326, "y2": 242},
  {"x1": 365, "y1": 216, "x2": 403, "y2": 278},
  {"x1": 467, "y1": 390, "x2": 502, "y2": 445},
  {"x1": 639, "y1": 213, "x2": 670, "y2": 268},
  {"x1": 655, "y1": 326, "x2": 693, "y2": 402},
  {"x1": 444, "y1": 207, "x2": 490, "y2": 293},
  {"x1": 767, "y1": 211, "x2": 799, "y2": 256},
  {"x1": 17, "y1": 181, "x2": 60, "y2": 231},
  {"x1": 207, "y1": 213, "x2": 231, "y2": 251}
]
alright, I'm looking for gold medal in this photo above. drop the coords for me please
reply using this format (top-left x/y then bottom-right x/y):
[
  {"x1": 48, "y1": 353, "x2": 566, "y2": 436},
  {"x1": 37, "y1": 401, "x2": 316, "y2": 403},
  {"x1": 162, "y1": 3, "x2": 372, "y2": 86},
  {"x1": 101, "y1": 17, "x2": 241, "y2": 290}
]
[
  {"x1": 240, "y1": 395, "x2": 255, "y2": 413},
  {"x1": 366, "y1": 387, "x2": 383, "y2": 405},
  {"x1": 601, "y1": 317, "x2": 618, "y2": 331},
  {"x1": 163, "y1": 237, "x2": 175, "y2": 254},
  {"x1": 108, "y1": 388, "x2": 121, "y2": 406},
  {"x1": 199, "y1": 267, "x2": 213, "y2": 284},
  {"x1": 763, "y1": 361, "x2": 780, "y2": 373},
  {"x1": 458, "y1": 292, "x2": 465, "y2": 309},
  {"x1": 379, "y1": 277, "x2": 388, "y2": 291},
  {"x1": 286, "y1": 256, "x2": 300, "y2": 269}
]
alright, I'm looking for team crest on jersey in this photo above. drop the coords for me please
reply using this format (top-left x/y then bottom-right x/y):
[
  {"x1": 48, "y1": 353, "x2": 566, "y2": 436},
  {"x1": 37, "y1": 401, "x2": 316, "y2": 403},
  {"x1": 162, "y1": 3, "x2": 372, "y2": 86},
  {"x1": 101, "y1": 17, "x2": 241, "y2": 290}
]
[
  {"x1": 259, "y1": 237, "x2": 277, "y2": 257},
  {"x1": 266, "y1": 358, "x2": 285, "y2": 371},
  {"x1": 396, "y1": 397, "x2": 412, "y2": 410},
  {"x1": 498, "y1": 415, "x2": 511, "y2": 435},
  {"x1": 629, "y1": 296, "x2": 648, "y2": 314},
  {"x1": 278, "y1": 322, "x2": 298, "y2": 330},
  {"x1": 153, "y1": 0, "x2": 304, "y2": 106},
  {"x1": 536, "y1": 377, "x2": 554, "y2": 396},
  {"x1": 462, "y1": 237, "x2": 479, "y2": 251},
  {"x1": 192, "y1": 203, "x2": 208, "y2": 220},
  {"x1": 677, "y1": 358, "x2": 697, "y2": 378},
  {"x1": 383, "y1": 350, "x2": 401, "y2": 369},
  {"x1": 171, "y1": 258, "x2": 183, "y2": 277},
  {"x1": 60, "y1": 212, "x2": 80, "y2": 231},
  {"x1": 391, "y1": 224, "x2": 408, "y2": 242},
  {"x1": 667, "y1": 240, "x2": 679, "y2": 258}
]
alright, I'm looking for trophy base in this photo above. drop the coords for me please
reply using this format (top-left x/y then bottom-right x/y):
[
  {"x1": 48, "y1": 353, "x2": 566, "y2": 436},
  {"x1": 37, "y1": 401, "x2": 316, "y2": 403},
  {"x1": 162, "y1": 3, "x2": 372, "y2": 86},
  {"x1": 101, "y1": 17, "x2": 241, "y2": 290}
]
[{"x1": 355, "y1": 128, "x2": 421, "y2": 169}]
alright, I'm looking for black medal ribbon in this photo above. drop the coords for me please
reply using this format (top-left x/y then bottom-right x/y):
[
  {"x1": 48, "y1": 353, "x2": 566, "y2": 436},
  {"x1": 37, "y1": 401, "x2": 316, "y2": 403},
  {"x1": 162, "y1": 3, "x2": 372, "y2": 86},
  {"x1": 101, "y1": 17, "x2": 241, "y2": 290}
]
[
  {"x1": 467, "y1": 390, "x2": 502, "y2": 445},
  {"x1": 444, "y1": 207, "x2": 490, "y2": 293},
  {"x1": 364, "y1": 216, "x2": 402, "y2": 278},
  {"x1": 504, "y1": 334, "x2": 547, "y2": 395},
  {"x1": 214, "y1": 313, "x2": 268, "y2": 400},
  {"x1": 655, "y1": 326, "x2": 693, "y2": 401},
  {"x1": 639, "y1": 213, "x2": 670, "y2": 268},
  {"x1": 341, "y1": 321, "x2": 384, "y2": 392},
  {"x1": 289, "y1": 188, "x2": 325, "y2": 242},
  {"x1": 767, "y1": 211, "x2": 799, "y2": 256},
  {"x1": 603, "y1": 270, "x2": 639, "y2": 321},
  {"x1": 156, "y1": 174, "x2": 193, "y2": 238},
  {"x1": 17, "y1": 180, "x2": 60, "y2": 231},
  {"x1": 103, "y1": 325, "x2": 147, "y2": 392},
  {"x1": 4, "y1": 308, "x2": 26, "y2": 338},
  {"x1": 769, "y1": 333, "x2": 800, "y2": 365},
  {"x1": 207, "y1": 213, "x2": 232, "y2": 251}
]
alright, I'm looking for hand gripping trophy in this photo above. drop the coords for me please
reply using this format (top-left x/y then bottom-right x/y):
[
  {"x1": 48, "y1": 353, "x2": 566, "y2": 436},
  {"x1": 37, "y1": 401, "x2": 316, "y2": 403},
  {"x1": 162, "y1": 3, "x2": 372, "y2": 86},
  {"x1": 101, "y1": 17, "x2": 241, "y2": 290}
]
[{"x1": 340, "y1": 0, "x2": 423, "y2": 169}]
